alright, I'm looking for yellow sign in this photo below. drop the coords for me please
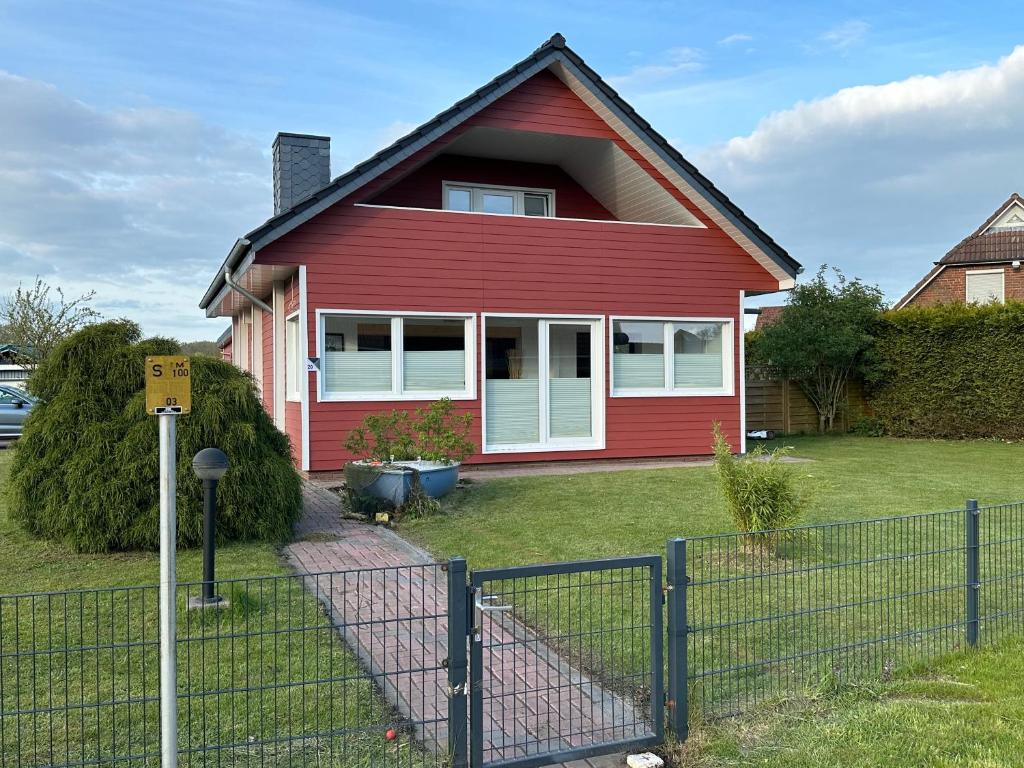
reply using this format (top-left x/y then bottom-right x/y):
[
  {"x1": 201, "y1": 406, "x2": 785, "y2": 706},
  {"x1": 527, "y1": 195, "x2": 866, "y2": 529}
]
[{"x1": 145, "y1": 356, "x2": 191, "y2": 415}]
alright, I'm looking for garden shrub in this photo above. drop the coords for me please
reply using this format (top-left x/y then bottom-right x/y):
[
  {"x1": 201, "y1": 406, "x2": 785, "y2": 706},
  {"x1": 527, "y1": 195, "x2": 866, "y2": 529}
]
[
  {"x1": 712, "y1": 424, "x2": 805, "y2": 543},
  {"x1": 867, "y1": 302, "x2": 1024, "y2": 439},
  {"x1": 7, "y1": 320, "x2": 302, "y2": 552},
  {"x1": 344, "y1": 398, "x2": 475, "y2": 463}
]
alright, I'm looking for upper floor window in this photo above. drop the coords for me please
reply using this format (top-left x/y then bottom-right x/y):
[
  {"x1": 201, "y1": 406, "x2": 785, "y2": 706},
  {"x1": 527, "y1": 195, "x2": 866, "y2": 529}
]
[
  {"x1": 965, "y1": 269, "x2": 1004, "y2": 304},
  {"x1": 443, "y1": 182, "x2": 553, "y2": 217}
]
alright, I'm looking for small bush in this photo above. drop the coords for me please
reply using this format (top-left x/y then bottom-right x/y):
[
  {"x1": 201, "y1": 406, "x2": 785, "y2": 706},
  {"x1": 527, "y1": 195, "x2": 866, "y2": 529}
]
[
  {"x1": 344, "y1": 398, "x2": 474, "y2": 464},
  {"x1": 711, "y1": 423, "x2": 805, "y2": 543},
  {"x1": 7, "y1": 320, "x2": 302, "y2": 552},
  {"x1": 849, "y1": 416, "x2": 884, "y2": 437}
]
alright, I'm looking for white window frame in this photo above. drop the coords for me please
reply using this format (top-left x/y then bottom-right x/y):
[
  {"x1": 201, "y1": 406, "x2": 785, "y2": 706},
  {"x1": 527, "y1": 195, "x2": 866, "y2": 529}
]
[
  {"x1": 609, "y1": 315, "x2": 735, "y2": 397},
  {"x1": 481, "y1": 313, "x2": 605, "y2": 454},
  {"x1": 316, "y1": 309, "x2": 477, "y2": 402},
  {"x1": 965, "y1": 268, "x2": 1005, "y2": 304},
  {"x1": 442, "y1": 181, "x2": 556, "y2": 218},
  {"x1": 285, "y1": 311, "x2": 302, "y2": 402}
]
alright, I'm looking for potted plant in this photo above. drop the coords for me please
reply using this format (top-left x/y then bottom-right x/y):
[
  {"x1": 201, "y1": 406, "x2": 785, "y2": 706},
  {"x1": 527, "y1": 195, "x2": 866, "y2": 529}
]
[{"x1": 343, "y1": 399, "x2": 475, "y2": 508}]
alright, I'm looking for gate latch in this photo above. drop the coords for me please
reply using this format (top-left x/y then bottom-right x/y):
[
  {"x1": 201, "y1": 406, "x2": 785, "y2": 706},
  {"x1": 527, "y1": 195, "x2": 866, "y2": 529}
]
[
  {"x1": 475, "y1": 592, "x2": 513, "y2": 613},
  {"x1": 473, "y1": 588, "x2": 512, "y2": 639}
]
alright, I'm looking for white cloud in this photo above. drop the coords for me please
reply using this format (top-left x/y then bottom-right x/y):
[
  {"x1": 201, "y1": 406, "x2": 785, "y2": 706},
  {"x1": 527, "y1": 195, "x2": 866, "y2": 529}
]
[
  {"x1": 0, "y1": 71, "x2": 269, "y2": 340},
  {"x1": 697, "y1": 46, "x2": 1024, "y2": 302},
  {"x1": 608, "y1": 47, "x2": 703, "y2": 90},
  {"x1": 818, "y1": 19, "x2": 870, "y2": 52},
  {"x1": 718, "y1": 33, "x2": 753, "y2": 46}
]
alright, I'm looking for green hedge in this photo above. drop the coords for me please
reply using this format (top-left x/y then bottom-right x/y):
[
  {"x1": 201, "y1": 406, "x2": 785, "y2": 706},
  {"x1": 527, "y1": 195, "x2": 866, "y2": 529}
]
[
  {"x1": 868, "y1": 302, "x2": 1024, "y2": 439},
  {"x1": 7, "y1": 320, "x2": 302, "y2": 552}
]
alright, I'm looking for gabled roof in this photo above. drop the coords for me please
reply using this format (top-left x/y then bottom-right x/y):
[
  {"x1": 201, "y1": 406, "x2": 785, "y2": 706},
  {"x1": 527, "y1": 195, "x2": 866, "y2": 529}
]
[
  {"x1": 940, "y1": 193, "x2": 1024, "y2": 266},
  {"x1": 895, "y1": 193, "x2": 1024, "y2": 309},
  {"x1": 200, "y1": 33, "x2": 801, "y2": 311}
]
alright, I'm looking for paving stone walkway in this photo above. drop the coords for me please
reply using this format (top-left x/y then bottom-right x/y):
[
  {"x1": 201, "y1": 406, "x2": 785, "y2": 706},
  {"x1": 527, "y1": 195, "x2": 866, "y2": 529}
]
[{"x1": 285, "y1": 483, "x2": 639, "y2": 768}]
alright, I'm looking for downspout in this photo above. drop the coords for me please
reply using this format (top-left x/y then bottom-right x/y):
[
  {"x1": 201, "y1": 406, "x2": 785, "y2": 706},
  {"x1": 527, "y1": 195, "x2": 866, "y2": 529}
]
[{"x1": 223, "y1": 241, "x2": 272, "y2": 314}]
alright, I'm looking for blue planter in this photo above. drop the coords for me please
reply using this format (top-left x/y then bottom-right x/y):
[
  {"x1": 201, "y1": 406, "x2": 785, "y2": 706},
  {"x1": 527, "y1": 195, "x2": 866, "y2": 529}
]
[{"x1": 354, "y1": 461, "x2": 461, "y2": 506}]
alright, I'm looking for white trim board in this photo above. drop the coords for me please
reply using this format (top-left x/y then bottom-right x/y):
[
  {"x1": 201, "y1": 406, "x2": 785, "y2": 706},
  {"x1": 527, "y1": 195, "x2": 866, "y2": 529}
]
[
  {"x1": 739, "y1": 291, "x2": 747, "y2": 455},
  {"x1": 298, "y1": 265, "x2": 310, "y2": 472},
  {"x1": 352, "y1": 203, "x2": 705, "y2": 229}
]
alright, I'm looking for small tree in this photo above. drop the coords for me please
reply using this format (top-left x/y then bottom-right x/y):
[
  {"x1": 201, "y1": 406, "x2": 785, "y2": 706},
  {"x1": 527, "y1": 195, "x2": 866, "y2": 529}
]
[
  {"x1": 749, "y1": 267, "x2": 883, "y2": 432},
  {"x1": 1, "y1": 277, "x2": 100, "y2": 364}
]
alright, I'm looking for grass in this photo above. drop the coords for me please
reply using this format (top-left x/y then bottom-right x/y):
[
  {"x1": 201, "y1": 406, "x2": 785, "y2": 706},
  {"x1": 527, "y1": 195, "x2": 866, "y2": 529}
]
[
  {"x1": 675, "y1": 635, "x2": 1024, "y2": 767},
  {"x1": 400, "y1": 435, "x2": 1024, "y2": 764},
  {"x1": 402, "y1": 435, "x2": 1024, "y2": 567},
  {"x1": 2, "y1": 435, "x2": 1022, "y2": 767},
  {"x1": 0, "y1": 449, "x2": 433, "y2": 768}
]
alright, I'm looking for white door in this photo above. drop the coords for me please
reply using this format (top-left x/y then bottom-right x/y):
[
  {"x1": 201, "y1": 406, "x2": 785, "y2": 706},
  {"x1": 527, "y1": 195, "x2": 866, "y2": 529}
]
[{"x1": 483, "y1": 317, "x2": 603, "y2": 452}]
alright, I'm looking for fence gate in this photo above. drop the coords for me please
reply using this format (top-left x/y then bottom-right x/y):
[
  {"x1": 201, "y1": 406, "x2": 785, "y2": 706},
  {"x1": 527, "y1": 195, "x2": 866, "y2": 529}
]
[{"x1": 467, "y1": 556, "x2": 663, "y2": 767}]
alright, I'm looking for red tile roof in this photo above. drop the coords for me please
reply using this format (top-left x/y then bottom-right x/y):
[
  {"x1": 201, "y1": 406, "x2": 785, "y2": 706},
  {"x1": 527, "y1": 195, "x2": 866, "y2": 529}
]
[
  {"x1": 895, "y1": 193, "x2": 1024, "y2": 308},
  {"x1": 754, "y1": 305, "x2": 784, "y2": 330},
  {"x1": 940, "y1": 192, "x2": 1024, "y2": 265}
]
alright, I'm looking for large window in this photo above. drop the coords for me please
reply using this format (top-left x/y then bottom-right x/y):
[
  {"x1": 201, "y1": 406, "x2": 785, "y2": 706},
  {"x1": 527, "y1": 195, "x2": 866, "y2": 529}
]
[
  {"x1": 319, "y1": 312, "x2": 474, "y2": 400},
  {"x1": 611, "y1": 318, "x2": 733, "y2": 396},
  {"x1": 443, "y1": 182, "x2": 553, "y2": 217}
]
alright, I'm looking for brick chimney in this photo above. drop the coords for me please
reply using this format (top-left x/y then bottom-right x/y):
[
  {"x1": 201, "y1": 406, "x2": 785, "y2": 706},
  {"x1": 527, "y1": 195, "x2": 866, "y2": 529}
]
[{"x1": 272, "y1": 133, "x2": 331, "y2": 215}]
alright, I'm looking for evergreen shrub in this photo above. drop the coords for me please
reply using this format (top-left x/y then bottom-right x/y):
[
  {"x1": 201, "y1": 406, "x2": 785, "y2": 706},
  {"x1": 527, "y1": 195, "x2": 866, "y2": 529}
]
[{"x1": 7, "y1": 320, "x2": 301, "y2": 552}]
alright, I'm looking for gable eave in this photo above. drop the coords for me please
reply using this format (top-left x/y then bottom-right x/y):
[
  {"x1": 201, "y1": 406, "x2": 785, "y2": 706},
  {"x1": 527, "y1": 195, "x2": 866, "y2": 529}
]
[{"x1": 201, "y1": 34, "x2": 800, "y2": 310}]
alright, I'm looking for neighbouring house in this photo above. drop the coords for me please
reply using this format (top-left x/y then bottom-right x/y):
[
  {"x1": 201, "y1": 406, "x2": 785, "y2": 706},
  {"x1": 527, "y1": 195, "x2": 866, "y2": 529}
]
[
  {"x1": 752, "y1": 305, "x2": 784, "y2": 331},
  {"x1": 0, "y1": 344, "x2": 34, "y2": 388},
  {"x1": 216, "y1": 326, "x2": 232, "y2": 362},
  {"x1": 895, "y1": 193, "x2": 1024, "y2": 309},
  {"x1": 199, "y1": 34, "x2": 801, "y2": 474}
]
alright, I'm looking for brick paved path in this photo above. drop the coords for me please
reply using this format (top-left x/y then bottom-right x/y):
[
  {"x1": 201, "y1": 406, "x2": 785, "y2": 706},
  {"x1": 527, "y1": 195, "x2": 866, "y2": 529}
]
[{"x1": 285, "y1": 483, "x2": 640, "y2": 767}]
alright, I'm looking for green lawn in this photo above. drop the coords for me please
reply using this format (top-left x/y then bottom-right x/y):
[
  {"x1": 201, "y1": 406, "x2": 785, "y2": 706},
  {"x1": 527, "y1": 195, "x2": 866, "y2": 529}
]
[
  {"x1": 679, "y1": 636, "x2": 1024, "y2": 767},
  {"x1": 401, "y1": 435, "x2": 1024, "y2": 765},
  {"x1": 402, "y1": 435, "x2": 1024, "y2": 567},
  {"x1": 2, "y1": 436, "x2": 1022, "y2": 768},
  {"x1": 0, "y1": 449, "x2": 430, "y2": 767}
]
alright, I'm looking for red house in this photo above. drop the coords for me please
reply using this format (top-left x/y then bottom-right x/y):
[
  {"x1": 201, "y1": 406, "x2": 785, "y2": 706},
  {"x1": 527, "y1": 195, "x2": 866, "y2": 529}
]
[{"x1": 199, "y1": 35, "x2": 801, "y2": 475}]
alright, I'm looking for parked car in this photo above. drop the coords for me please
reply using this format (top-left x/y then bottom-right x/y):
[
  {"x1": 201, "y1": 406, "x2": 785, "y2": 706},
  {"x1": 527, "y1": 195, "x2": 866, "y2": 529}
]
[{"x1": 0, "y1": 385, "x2": 35, "y2": 439}]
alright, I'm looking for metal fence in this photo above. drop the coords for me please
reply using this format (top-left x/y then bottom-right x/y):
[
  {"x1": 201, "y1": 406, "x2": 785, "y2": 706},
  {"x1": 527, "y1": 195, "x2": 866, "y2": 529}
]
[
  {"x1": 0, "y1": 566, "x2": 449, "y2": 768},
  {"x1": 467, "y1": 557, "x2": 663, "y2": 767},
  {"x1": 668, "y1": 500, "x2": 1024, "y2": 723},
  {"x1": 2, "y1": 502, "x2": 1022, "y2": 766}
]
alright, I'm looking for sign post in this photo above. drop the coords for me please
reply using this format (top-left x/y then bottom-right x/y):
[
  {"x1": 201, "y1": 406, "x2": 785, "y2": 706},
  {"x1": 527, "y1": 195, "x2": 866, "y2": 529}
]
[{"x1": 145, "y1": 355, "x2": 191, "y2": 768}]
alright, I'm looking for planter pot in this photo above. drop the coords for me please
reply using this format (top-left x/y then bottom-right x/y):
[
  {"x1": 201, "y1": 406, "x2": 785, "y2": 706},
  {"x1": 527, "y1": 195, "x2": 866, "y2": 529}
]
[{"x1": 350, "y1": 460, "x2": 461, "y2": 506}]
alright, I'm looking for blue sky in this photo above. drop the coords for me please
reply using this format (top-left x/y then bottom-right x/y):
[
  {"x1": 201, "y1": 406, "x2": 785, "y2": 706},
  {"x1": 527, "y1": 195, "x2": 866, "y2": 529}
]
[{"x1": 2, "y1": 1, "x2": 1023, "y2": 338}]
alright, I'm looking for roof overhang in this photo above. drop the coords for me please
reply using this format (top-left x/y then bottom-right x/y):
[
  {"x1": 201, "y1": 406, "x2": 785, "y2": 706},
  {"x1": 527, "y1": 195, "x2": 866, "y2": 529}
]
[{"x1": 200, "y1": 35, "x2": 801, "y2": 312}]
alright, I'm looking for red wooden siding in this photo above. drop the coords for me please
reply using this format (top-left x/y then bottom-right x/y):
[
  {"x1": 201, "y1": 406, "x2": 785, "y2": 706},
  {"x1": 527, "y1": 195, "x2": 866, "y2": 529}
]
[
  {"x1": 248, "y1": 66, "x2": 785, "y2": 471},
  {"x1": 367, "y1": 155, "x2": 614, "y2": 220},
  {"x1": 261, "y1": 205, "x2": 775, "y2": 471},
  {"x1": 221, "y1": 338, "x2": 232, "y2": 363}
]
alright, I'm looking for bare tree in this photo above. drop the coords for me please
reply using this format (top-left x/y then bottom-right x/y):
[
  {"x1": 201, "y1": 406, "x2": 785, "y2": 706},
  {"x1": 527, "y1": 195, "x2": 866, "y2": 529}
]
[{"x1": 1, "y1": 278, "x2": 100, "y2": 363}]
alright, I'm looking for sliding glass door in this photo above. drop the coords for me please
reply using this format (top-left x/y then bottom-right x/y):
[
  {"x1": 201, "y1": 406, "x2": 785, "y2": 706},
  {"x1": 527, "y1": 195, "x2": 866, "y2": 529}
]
[{"x1": 484, "y1": 317, "x2": 602, "y2": 452}]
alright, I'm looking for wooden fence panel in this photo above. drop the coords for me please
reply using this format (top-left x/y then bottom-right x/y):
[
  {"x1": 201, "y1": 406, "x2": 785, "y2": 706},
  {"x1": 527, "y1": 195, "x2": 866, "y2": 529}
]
[{"x1": 745, "y1": 374, "x2": 870, "y2": 434}]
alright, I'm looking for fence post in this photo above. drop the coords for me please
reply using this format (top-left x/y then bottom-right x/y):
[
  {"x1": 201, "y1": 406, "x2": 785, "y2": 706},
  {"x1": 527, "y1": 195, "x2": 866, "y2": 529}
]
[
  {"x1": 965, "y1": 499, "x2": 980, "y2": 648},
  {"x1": 446, "y1": 557, "x2": 470, "y2": 768},
  {"x1": 666, "y1": 538, "x2": 688, "y2": 741}
]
